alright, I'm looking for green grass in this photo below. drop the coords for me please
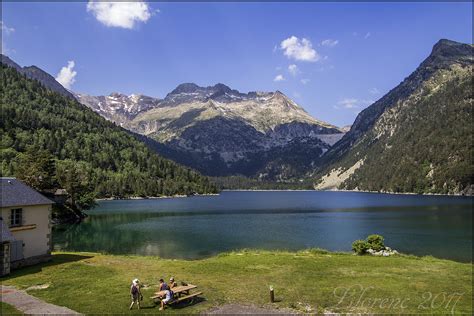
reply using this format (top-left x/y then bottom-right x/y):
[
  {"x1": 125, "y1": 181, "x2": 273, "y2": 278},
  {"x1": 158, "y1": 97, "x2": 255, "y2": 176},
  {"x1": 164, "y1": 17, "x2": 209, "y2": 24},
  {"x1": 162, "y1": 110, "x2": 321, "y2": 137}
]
[
  {"x1": 1, "y1": 250, "x2": 472, "y2": 314},
  {"x1": 0, "y1": 302, "x2": 23, "y2": 315}
]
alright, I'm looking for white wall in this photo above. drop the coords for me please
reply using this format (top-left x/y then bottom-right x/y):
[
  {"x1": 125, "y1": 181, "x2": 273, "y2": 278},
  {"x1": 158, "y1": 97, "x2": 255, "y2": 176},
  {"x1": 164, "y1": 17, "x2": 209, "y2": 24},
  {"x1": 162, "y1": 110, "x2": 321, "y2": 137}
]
[{"x1": 1, "y1": 204, "x2": 52, "y2": 259}]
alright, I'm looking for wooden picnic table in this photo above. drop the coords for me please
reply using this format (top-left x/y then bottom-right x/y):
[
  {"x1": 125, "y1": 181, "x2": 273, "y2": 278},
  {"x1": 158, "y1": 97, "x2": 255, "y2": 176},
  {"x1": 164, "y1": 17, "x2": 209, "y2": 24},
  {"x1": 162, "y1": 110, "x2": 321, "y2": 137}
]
[
  {"x1": 153, "y1": 284, "x2": 197, "y2": 299},
  {"x1": 151, "y1": 283, "x2": 202, "y2": 305},
  {"x1": 152, "y1": 284, "x2": 201, "y2": 299}
]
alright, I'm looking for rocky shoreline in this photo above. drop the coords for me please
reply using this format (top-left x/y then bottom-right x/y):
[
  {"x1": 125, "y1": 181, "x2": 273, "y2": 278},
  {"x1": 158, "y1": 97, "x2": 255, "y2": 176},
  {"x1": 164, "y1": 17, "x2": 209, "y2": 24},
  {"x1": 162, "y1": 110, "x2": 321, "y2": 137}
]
[
  {"x1": 95, "y1": 193, "x2": 220, "y2": 201},
  {"x1": 315, "y1": 187, "x2": 473, "y2": 197},
  {"x1": 366, "y1": 246, "x2": 399, "y2": 257}
]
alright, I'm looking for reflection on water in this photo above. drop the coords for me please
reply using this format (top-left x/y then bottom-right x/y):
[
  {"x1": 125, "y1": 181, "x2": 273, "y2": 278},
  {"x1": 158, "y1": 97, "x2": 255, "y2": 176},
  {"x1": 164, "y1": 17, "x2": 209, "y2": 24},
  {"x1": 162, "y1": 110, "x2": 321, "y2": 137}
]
[{"x1": 53, "y1": 191, "x2": 473, "y2": 261}]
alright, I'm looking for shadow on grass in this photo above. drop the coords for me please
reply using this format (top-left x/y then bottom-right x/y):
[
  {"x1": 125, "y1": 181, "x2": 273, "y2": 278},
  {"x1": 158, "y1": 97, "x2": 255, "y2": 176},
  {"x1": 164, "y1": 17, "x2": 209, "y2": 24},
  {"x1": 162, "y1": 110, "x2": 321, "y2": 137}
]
[
  {"x1": 147, "y1": 297, "x2": 206, "y2": 311},
  {"x1": 1, "y1": 253, "x2": 93, "y2": 281},
  {"x1": 170, "y1": 296, "x2": 206, "y2": 310}
]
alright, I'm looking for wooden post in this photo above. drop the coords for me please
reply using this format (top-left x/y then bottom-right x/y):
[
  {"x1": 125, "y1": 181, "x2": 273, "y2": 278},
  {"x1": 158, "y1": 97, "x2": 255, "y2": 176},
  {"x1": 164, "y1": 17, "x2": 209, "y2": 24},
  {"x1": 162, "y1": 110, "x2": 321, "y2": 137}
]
[{"x1": 269, "y1": 286, "x2": 274, "y2": 303}]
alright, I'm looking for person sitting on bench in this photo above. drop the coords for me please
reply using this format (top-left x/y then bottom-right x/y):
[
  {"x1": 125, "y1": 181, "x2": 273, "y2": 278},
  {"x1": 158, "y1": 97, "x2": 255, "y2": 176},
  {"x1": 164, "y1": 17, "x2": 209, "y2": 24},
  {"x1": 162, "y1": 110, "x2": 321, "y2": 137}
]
[
  {"x1": 159, "y1": 288, "x2": 173, "y2": 311},
  {"x1": 169, "y1": 277, "x2": 177, "y2": 289},
  {"x1": 159, "y1": 278, "x2": 169, "y2": 291}
]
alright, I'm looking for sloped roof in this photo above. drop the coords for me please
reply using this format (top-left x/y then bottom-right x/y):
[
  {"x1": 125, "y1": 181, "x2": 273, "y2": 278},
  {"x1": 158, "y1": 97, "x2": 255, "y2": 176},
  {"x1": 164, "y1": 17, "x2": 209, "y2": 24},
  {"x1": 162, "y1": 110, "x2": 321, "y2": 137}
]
[{"x1": 0, "y1": 178, "x2": 53, "y2": 208}]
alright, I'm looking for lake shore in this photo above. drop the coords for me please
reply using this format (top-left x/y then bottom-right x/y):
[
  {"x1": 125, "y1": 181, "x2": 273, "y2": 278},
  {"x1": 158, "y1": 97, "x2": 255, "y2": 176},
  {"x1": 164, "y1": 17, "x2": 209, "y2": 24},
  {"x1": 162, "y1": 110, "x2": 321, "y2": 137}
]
[
  {"x1": 2, "y1": 249, "x2": 472, "y2": 315},
  {"x1": 95, "y1": 193, "x2": 220, "y2": 201},
  {"x1": 225, "y1": 188, "x2": 471, "y2": 197},
  {"x1": 315, "y1": 188, "x2": 472, "y2": 197},
  {"x1": 94, "y1": 189, "x2": 471, "y2": 201}
]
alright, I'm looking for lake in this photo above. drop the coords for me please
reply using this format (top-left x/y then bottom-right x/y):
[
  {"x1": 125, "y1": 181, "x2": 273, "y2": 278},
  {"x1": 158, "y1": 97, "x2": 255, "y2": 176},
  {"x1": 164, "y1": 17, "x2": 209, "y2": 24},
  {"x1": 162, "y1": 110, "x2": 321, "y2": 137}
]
[{"x1": 53, "y1": 191, "x2": 473, "y2": 262}]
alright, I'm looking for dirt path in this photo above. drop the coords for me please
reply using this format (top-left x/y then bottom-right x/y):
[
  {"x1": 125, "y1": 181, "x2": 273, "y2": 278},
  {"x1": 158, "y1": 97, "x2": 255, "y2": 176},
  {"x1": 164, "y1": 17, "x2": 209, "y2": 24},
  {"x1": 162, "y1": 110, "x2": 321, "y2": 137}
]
[
  {"x1": 0, "y1": 285, "x2": 80, "y2": 315},
  {"x1": 203, "y1": 304, "x2": 300, "y2": 314}
]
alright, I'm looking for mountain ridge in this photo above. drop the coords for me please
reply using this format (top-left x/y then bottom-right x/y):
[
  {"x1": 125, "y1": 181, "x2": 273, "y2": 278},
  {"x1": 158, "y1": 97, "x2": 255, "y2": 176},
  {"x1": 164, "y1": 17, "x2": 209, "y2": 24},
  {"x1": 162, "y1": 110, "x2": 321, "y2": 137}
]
[
  {"x1": 0, "y1": 54, "x2": 74, "y2": 99},
  {"x1": 0, "y1": 62, "x2": 217, "y2": 198},
  {"x1": 315, "y1": 39, "x2": 473, "y2": 194},
  {"x1": 321, "y1": 39, "x2": 472, "y2": 164},
  {"x1": 75, "y1": 82, "x2": 345, "y2": 179}
]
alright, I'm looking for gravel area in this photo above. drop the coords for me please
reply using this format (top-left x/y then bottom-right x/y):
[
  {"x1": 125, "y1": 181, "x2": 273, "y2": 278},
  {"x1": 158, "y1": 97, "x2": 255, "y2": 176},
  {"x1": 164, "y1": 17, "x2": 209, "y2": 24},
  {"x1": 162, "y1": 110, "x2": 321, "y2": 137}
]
[{"x1": 1, "y1": 285, "x2": 80, "y2": 315}]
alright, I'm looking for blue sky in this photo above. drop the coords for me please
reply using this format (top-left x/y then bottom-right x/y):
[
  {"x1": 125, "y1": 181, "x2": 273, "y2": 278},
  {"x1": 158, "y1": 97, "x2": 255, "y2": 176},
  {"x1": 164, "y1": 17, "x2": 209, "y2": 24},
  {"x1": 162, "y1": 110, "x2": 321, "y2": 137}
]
[{"x1": 1, "y1": 1, "x2": 472, "y2": 127}]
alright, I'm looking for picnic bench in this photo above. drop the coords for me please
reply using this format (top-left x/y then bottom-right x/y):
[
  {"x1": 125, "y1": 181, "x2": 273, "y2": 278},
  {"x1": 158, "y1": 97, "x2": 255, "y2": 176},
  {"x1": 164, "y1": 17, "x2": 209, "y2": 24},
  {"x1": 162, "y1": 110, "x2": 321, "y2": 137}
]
[{"x1": 150, "y1": 284, "x2": 202, "y2": 305}]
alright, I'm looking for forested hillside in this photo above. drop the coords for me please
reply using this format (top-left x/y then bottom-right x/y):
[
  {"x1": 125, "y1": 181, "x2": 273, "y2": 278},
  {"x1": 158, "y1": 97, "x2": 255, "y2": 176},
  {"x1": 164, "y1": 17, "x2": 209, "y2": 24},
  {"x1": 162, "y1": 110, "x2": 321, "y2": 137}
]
[
  {"x1": 0, "y1": 64, "x2": 217, "y2": 200},
  {"x1": 315, "y1": 39, "x2": 473, "y2": 194}
]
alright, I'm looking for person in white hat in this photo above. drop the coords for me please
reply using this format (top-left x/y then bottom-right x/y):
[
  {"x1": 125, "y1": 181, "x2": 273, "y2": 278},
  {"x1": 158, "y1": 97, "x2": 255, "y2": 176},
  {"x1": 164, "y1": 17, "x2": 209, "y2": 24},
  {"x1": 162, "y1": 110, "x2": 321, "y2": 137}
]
[
  {"x1": 169, "y1": 277, "x2": 177, "y2": 289},
  {"x1": 129, "y1": 278, "x2": 142, "y2": 310}
]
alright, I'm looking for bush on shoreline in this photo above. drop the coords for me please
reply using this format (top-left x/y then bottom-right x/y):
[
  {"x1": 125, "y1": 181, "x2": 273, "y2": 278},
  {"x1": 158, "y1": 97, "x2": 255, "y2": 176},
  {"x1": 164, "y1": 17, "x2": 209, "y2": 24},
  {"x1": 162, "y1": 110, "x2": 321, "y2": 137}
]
[
  {"x1": 367, "y1": 234, "x2": 385, "y2": 251},
  {"x1": 352, "y1": 234, "x2": 386, "y2": 255},
  {"x1": 352, "y1": 239, "x2": 369, "y2": 255}
]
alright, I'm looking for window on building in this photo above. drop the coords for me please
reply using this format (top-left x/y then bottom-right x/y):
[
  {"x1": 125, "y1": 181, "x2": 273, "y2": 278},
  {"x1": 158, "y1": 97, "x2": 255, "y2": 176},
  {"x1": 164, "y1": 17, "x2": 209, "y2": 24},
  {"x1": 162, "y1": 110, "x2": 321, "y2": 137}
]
[{"x1": 10, "y1": 208, "x2": 23, "y2": 227}]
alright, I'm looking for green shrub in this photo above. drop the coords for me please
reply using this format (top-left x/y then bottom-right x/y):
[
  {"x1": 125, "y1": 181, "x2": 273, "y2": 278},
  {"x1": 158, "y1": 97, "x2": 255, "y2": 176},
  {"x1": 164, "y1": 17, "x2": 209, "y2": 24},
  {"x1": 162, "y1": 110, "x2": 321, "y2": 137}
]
[
  {"x1": 367, "y1": 234, "x2": 385, "y2": 251},
  {"x1": 352, "y1": 240, "x2": 369, "y2": 255}
]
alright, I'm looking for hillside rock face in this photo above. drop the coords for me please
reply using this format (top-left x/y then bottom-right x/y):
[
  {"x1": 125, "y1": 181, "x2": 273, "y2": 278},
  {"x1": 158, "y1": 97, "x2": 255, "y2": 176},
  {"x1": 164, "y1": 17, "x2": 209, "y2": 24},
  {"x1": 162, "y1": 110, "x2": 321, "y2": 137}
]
[
  {"x1": 1, "y1": 54, "x2": 74, "y2": 99},
  {"x1": 316, "y1": 39, "x2": 473, "y2": 194},
  {"x1": 74, "y1": 93, "x2": 160, "y2": 126},
  {"x1": 76, "y1": 83, "x2": 344, "y2": 178}
]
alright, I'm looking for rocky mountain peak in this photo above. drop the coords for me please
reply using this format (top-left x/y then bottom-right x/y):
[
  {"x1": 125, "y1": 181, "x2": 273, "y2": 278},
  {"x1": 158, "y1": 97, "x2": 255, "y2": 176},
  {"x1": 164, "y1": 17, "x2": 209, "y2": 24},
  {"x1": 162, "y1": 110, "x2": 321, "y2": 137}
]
[
  {"x1": 168, "y1": 83, "x2": 201, "y2": 95},
  {"x1": 22, "y1": 65, "x2": 42, "y2": 72},
  {"x1": 208, "y1": 83, "x2": 245, "y2": 101},
  {"x1": 422, "y1": 39, "x2": 472, "y2": 69},
  {"x1": 109, "y1": 92, "x2": 126, "y2": 98},
  {"x1": 432, "y1": 39, "x2": 471, "y2": 53},
  {"x1": 212, "y1": 83, "x2": 232, "y2": 93}
]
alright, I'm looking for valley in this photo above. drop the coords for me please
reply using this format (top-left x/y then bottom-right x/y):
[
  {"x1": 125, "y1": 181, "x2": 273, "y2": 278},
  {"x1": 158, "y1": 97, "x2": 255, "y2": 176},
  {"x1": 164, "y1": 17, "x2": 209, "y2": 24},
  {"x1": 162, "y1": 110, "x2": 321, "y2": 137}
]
[{"x1": 1, "y1": 39, "x2": 472, "y2": 195}]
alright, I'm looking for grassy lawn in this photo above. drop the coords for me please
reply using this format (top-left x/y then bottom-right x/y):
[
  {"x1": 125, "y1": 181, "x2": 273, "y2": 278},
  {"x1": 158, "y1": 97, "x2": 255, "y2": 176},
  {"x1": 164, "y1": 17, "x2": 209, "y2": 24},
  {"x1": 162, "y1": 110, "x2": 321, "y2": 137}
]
[
  {"x1": 1, "y1": 250, "x2": 472, "y2": 314},
  {"x1": 0, "y1": 302, "x2": 23, "y2": 315}
]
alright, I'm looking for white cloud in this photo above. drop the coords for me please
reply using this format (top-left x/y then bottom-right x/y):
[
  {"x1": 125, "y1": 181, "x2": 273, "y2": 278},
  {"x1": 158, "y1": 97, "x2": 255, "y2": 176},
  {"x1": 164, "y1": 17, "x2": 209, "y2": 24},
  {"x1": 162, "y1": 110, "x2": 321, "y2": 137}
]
[
  {"x1": 369, "y1": 87, "x2": 380, "y2": 94},
  {"x1": 1, "y1": 21, "x2": 15, "y2": 35},
  {"x1": 300, "y1": 78, "x2": 310, "y2": 85},
  {"x1": 1, "y1": 21, "x2": 15, "y2": 55},
  {"x1": 280, "y1": 36, "x2": 319, "y2": 62},
  {"x1": 273, "y1": 74, "x2": 285, "y2": 82},
  {"x1": 337, "y1": 98, "x2": 374, "y2": 109},
  {"x1": 288, "y1": 64, "x2": 300, "y2": 76},
  {"x1": 338, "y1": 98, "x2": 359, "y2": 109},
  {"x1": 321, "y1": 39, "x2": 338, "y2": 47},
  {"x1": 87, "y1": 1, "x2": 153, "y2": 29},
  {"x1": 55, "y1": 61, "x2": 77, "y2": 89},
  {"x1": 364, "y1": 32, "x2": 371, "y2": 39}
]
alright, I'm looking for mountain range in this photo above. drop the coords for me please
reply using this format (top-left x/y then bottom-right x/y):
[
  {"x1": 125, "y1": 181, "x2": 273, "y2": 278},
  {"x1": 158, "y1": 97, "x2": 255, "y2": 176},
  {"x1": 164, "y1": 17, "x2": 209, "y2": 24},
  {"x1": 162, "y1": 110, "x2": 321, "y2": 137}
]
[
  {"x1": 0, "y1": 62, "x2": 217, "y2": 199},
  {"x1": 2, "y1": 38, "x2": 472, "y2": 194},
  {"x1": 75, "y1": 83, "x2": 345, "y2": 179}
]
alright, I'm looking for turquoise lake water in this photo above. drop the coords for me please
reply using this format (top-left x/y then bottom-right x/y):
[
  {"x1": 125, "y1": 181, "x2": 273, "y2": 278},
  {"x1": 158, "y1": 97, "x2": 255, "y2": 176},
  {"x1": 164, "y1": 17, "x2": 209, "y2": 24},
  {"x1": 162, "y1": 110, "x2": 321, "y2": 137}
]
[{"x1": 53, "y1": 191, "x2": 473, "y2": 262}]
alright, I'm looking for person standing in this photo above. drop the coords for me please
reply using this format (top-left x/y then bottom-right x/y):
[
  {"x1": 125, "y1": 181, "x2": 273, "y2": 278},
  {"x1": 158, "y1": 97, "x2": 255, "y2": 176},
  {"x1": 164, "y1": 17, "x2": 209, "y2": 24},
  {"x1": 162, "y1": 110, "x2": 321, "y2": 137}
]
[{"x1": 129, "y1": 279, "x2": 142, "y2": 310}]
